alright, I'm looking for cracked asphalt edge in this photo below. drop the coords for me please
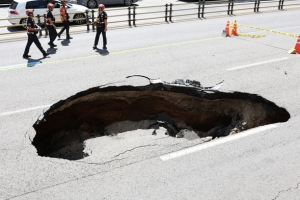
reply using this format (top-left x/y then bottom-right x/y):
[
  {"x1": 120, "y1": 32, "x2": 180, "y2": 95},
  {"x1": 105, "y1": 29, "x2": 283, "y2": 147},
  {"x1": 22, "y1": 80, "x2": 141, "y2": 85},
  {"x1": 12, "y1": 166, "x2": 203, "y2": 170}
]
[{"x1": 272, "y1": 182, "x2": 300, "y2": 200}]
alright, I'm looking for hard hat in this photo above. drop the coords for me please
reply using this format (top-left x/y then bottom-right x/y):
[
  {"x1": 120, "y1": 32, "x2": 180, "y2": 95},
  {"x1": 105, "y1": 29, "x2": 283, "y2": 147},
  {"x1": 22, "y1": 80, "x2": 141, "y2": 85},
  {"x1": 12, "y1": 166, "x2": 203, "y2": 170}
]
[
  {"x1": 98, "y1": 4, "x2": 105, "y2": 11},
  {"x1": 47, "y1": 3, "x2": 54, "y2": 9},
  {"x1": 26, "y1": 9, "x2": 34, "y2": 16}
]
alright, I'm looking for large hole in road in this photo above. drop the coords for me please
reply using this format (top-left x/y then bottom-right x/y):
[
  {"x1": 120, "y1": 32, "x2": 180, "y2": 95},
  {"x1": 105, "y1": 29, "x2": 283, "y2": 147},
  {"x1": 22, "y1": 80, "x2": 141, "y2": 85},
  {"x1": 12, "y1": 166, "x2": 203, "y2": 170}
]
[{"x1": 32, "y1": 83, "x2": 290, "y2": 160}]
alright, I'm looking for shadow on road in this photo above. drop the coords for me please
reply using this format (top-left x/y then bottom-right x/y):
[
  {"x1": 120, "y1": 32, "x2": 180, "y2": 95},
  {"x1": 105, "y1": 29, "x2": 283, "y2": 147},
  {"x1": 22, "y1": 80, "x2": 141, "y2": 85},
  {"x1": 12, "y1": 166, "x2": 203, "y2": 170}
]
[
  {"x1": 95, "y1": 48, "x2": 109, "y2": 56},
  {"x1": 26, "y1": 58, "x2": 44, "y2": 67},
  {"x1": 60, "y1": 39, "x2": 70, "y2": 46},
  {"x1": 47, "y1": 47, "x2": 58, "y2": 54}
]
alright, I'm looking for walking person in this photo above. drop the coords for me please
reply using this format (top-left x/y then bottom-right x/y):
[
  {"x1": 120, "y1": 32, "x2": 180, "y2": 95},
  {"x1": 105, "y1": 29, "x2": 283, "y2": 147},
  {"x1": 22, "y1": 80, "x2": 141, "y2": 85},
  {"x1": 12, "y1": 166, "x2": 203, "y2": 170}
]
[
  {"x1": 57, "y1": 0, "x2": 72, "y2": 40},
  {"x1": 23, "y1": 10, "x2": 49, "y2": 59},
  {"x1": 93, "y1": 4, "x2": 107, "y2": 50},
  {"x1": 46, "y1": 3, "x2": 57, "y2": 48}
]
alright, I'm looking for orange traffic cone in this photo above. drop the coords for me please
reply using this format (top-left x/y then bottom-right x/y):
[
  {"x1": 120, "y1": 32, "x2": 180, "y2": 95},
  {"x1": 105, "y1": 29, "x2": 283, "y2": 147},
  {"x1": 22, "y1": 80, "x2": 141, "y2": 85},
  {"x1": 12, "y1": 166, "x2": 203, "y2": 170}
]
[
  {"x1": 225, "y1": 21, "x2": 231, "y2": 37},
  {"x1": 231, "y1": 20, "x2": 238, "y2": 36},
  {"x1": 288, "y1": 35, "x2": 300, "y2": 54},
  {"x1": 295, "y1": 35, "x2": 300, "y2": 54}
]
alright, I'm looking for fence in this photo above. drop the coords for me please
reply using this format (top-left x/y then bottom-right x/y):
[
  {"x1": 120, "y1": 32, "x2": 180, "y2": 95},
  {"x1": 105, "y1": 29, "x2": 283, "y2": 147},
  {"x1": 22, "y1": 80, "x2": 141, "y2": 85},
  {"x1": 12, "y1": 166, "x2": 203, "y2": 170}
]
[{"x1": 0, "y1": 0, "x2": 299, "y2": 38}]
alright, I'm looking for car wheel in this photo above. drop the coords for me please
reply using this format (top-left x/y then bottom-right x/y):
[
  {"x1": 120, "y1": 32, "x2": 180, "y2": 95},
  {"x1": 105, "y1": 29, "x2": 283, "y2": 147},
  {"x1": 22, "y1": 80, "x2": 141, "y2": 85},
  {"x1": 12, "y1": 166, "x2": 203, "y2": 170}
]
[
  {"x1": 124, "y1": 0, "x2": 132, "y2": 6},
  {"x1": 20, "y1": 18, "x2": 27, "y2": 29},
  {"x1": 73, "y1": 13, "x2": 86, "y2": 24},
  {"x1": 87, "y1": 0, "x2": 97, "y2": 8}
]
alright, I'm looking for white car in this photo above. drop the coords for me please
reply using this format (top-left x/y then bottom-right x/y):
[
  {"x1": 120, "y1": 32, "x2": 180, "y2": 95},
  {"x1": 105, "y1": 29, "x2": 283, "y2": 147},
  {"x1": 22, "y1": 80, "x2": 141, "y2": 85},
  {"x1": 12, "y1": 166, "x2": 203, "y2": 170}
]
[
  {"x1": 7, "y1": 0, "x2": 89, "y2": 28},
  {"x1": 77, "y1": 0, "x2": 138, "y2": 9}
]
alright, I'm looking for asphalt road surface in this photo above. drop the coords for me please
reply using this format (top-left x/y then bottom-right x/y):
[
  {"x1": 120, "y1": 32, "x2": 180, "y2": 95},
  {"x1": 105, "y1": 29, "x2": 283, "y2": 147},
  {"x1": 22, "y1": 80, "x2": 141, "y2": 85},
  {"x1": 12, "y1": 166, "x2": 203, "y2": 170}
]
[{"x1": 1, "y1": 4, "x2": 300, "y2": 200}]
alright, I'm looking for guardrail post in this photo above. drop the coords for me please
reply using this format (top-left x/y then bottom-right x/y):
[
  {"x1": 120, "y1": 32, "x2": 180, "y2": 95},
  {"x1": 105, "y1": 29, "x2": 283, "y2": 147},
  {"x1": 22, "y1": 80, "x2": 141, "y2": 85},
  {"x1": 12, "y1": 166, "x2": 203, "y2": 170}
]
[
  {"x1": 91, "y1": 9, "x2": 95, "y2": 31},
  {"x1": 86, "y1": 10, "x2": 90, "y2": 31},
  {"x1": 36, "y1": 14, "x2": 42, "y2": 37},
  {"x1": 169, "y1": 3, "x2": 173, "y2": 22},
  {"x1": 278, "y1": 0, "x2": 284, "y2": 10},
  {"x1": 165, "y1": 4, "x2": 168, "y2": 22},
  {"x1": 281, "y1": 0, "x2": 284, "y2": 9},
  {"x1": 133, "y1": 6, "x2": 136, "y2": 26},
  {"x1": 43, "y1": 14, "x2": 48, "y2": 36},
  {"x1": 128, "y1": 7, "x2": 131, "y2": 27},
  {"x1": 227, "y1": 0, "x2": 230, "y2": 15},
  {"x1": 227, "y1": 0, "x2": 234, "y2": 15},
  {"x1": 257, "y1": 0, "x2": 260, "y2": 12},
  {"x1": 198, "y1": 0, "x2": 201, "y2": 18},
  {"x1": 201, "y1": 0, "x2": 205, "y2": 18},
  {"x1": 198, "y1": 0, "x2": 205, "y2": 19}
]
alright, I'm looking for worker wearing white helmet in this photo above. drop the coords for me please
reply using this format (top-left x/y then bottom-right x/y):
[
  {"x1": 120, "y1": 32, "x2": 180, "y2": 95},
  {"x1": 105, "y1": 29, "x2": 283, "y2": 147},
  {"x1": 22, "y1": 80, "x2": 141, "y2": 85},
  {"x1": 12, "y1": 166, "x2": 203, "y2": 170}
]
[
  {"x1": 23, "y1": 9, "x2": 49, "y2": 58},
  {"x1": 93, "y1": 4, "x2": 107, "y2": 50},
  {"x1": 46, "y1": 3, "x2": 57, "y2": 48},
  {"x1": 58, "y1": 0, "x2": 72, "y2": 39}
]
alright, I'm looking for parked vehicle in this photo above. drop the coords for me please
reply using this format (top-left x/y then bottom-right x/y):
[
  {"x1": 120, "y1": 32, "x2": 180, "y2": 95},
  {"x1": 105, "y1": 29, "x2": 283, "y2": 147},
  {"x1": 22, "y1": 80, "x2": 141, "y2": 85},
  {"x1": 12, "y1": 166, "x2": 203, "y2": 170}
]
[
  {"x1": 0, "y1": 0, "x2": 13, "y2": 4},
  {"x1": 77, "y1": 0, "x2": 139, "y2": 9},
  {"x1": 7, "y1": 0, "x2": 88, "y2": 28}
]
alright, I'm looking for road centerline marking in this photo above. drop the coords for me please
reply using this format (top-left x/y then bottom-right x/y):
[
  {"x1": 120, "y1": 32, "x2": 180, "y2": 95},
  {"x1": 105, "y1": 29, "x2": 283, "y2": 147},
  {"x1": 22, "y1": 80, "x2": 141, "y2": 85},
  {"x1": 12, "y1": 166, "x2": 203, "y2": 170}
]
[
  {"x1": 226, "y1": 57, "x2": 288, "y2": 71},
  {"x1": 0, "y1": 36, "x2": 223, "y2": 71},
  {"x1": 160, "y1": 124, "x2": 277, "y2": 161}
]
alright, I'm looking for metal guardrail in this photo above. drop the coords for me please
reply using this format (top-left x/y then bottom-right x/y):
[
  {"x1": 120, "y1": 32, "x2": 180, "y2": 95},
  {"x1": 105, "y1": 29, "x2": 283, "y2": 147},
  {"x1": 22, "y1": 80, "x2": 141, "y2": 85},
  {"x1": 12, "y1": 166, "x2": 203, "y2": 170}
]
[{"x1": 0, "y1": 0, "x2": 299, "y2": 37}]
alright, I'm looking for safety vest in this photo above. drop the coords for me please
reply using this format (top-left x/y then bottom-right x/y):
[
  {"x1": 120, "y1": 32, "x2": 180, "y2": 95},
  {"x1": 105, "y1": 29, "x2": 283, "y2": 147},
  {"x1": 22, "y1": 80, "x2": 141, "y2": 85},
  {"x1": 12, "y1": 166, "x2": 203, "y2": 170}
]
[{"x1": 60, "y1": 6, "x2": 67, "y2": 22}]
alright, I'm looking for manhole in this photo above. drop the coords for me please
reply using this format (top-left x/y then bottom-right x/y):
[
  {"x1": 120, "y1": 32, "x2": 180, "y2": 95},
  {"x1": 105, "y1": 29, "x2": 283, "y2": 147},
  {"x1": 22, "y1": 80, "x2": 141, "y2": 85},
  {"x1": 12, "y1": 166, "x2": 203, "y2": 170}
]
[{"x1": 32, "y1": 80, "x2": 290, "y2": 160}]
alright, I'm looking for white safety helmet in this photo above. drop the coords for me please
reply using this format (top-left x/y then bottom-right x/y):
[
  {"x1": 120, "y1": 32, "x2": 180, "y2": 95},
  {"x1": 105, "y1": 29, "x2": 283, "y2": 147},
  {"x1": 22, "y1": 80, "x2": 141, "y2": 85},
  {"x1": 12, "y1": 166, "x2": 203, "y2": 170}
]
[
  {"x1": 26, "y1": 9, "x2": 34, "y2": 16},
  {"x1": 47, "y1": 3, "x2": 54, "y2": 10},
  {"x1": 98, "y1": 4, "x2": 105, "y2": 11}
]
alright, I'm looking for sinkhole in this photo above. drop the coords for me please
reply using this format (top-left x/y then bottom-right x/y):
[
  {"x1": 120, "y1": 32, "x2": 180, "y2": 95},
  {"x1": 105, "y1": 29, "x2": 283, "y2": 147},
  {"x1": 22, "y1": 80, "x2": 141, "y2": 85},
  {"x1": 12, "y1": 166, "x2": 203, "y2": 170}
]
[{"x1": 32, "y1": 83, "x2": 290, "y2": 160}]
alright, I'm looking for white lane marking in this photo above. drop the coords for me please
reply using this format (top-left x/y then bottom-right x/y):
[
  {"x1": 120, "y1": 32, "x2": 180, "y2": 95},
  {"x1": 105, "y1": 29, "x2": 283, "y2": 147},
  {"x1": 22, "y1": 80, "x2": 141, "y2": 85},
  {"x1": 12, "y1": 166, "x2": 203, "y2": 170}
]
[
  {"x1": 0, "y1": 61, "x2": 42, "y2": 69},
  {"x1": 160, "y1": 124, "x2": 278, "y2": 161},
  {"x1": 0, "y1": 105, "x2": 51, "y2": 117},
  {"x1": 226, "y1": 57, "x2": 288, "y2": 71}
]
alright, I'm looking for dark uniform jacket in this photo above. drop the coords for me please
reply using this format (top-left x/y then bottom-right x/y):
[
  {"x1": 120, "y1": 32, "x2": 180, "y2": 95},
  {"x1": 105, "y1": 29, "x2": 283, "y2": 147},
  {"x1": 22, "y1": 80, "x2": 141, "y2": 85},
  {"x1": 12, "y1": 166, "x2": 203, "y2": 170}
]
[
  {"x1": 46, "y1": 10, "x2": 55, "y2": 25},
  {"x1": 97, "y1": 11, "x2": 107, "y2": 26},
  {"x1": 27, "y1": 17, "x2": 37, "y2": 34}
]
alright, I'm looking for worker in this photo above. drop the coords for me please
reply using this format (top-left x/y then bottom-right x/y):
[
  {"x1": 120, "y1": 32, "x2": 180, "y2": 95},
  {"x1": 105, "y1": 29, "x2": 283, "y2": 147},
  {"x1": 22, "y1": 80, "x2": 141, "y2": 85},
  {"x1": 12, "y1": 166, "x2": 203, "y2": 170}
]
[
  {"x1": 46, "y1": 3, "x2": 57, "y2": 48},
  {"x1": 58, "y1": 0, "x2": 72, "y2": 39},
  {"x1": 23, "y1": 9, "x2": 49, "y2": 59},
  {"x1": 93, "y1": 4, "x2": 107, "y2": 50}
]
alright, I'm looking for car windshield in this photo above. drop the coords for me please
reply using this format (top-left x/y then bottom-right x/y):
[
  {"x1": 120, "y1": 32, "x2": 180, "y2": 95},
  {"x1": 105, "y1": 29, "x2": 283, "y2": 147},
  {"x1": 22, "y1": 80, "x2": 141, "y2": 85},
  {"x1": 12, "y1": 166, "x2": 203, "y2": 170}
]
[
  {"x1": 26, "y1": 1, "x2": 47, "y2": 9},
  {"x1": 52, "y1": 0, "x2": 72, "y2": 6},
  {"x1": 9, "y1": 1, "x2": 18, "y2": 9}
]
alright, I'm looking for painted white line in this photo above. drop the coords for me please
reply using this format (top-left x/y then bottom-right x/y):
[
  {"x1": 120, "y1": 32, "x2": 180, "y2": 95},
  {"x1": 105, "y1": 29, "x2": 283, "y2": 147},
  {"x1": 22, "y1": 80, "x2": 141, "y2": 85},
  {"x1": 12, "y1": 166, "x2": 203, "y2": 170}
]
[
  {"x1": 0, "y1": 61, "x2": 42, "y2": 70},
  {"x1": 0, "y1": 63, "x2": 27, "y2": 71},
  {"x1": 0, "y1": 105, "x2": 51, "y2": 117},
  {"x1": 227, "y1": 57, "x2": 288, "y2": 71},
  {"x1": 160, "y1": 124, "x2": 278, "y2": 161}
]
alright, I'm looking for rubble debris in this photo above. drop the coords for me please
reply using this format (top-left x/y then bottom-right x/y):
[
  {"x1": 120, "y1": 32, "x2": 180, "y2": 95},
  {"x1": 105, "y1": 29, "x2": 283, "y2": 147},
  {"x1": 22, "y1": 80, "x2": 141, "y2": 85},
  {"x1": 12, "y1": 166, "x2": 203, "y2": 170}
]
[{"x1": 126, "y1": 75, "x2": 224, "y2": 91}]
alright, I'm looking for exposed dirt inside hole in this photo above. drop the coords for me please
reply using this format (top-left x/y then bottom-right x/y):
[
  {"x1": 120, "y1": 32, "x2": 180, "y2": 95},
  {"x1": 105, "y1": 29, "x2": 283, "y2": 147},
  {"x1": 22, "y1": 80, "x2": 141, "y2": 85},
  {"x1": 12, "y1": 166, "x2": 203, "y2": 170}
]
[{"x1": 32, "y1": 84, "x2": 290, "y2": 160}]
